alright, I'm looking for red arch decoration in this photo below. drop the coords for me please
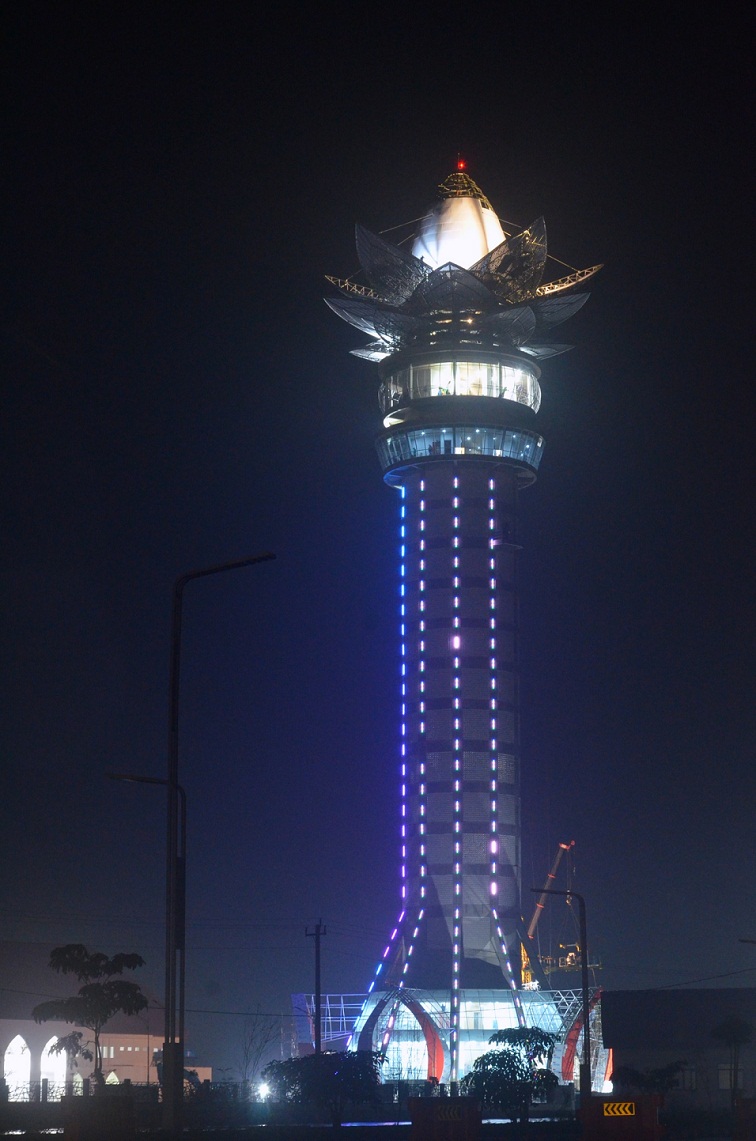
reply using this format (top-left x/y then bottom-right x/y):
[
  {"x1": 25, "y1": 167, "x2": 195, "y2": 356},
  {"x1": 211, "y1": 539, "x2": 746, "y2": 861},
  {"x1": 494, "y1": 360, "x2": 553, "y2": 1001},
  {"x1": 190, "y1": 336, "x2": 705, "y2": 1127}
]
[
  {"x1": 357, "y1": 991, "x2": 445, "y2": 1082},
  {"x1": 562, "y1": 988, "x2": 602, "y2": 1083}
]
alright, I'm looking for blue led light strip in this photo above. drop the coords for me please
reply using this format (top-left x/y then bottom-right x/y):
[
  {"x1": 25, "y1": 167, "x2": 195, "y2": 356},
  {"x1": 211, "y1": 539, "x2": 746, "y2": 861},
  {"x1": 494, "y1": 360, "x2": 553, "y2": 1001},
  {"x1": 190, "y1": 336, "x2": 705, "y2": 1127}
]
[
  {"x1": 347, "y1": 907, "x2": 409, "y2": 1048},
  {"x1": 397, "y1": 479, "x2": 426, "y2": 987},
  {"x1": 359, "y1": 479, "x2": 430, "y2": 1060},
  {"x1": 350, "y1": 482, "x2": 416, "y2": 1050}
]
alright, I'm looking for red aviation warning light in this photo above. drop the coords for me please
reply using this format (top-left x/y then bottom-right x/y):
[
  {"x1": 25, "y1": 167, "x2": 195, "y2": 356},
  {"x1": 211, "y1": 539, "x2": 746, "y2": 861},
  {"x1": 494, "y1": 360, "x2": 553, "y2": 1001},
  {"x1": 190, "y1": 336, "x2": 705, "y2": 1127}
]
[{"x1": 456, "y1": 156, "x2": 467, "y2": 170}]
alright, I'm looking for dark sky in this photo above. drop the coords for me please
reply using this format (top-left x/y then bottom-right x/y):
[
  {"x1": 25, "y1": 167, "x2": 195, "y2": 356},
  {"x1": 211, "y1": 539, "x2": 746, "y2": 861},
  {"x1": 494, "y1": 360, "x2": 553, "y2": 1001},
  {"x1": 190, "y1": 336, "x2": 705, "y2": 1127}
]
[{"x1": 2, "y1": 4, "x2": 753, "y2": 1074}]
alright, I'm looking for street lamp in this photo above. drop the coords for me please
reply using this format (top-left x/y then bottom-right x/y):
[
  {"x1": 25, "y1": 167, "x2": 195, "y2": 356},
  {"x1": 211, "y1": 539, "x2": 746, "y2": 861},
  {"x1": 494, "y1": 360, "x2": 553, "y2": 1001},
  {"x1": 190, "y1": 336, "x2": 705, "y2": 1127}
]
[
  {"x1": 111, "y1": 552, "x2": 275, "y2": 1136},
  {"x1": 530, "y1": 887, "x2": 592, "y2": 1101},
  {"x1": 106, "y1": 773, "x2": 185, "y2": 1092},
  {"x1": 163, "y1": 553, "x2": 274, "y2": 1134}
]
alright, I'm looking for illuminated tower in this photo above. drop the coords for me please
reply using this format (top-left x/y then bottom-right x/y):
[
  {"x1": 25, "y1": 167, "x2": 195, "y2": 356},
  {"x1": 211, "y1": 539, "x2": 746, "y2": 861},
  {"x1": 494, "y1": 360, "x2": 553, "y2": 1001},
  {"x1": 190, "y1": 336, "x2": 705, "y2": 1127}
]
[{"x1": 326, "y1": 166, "x2": 600, "y2": 1083}]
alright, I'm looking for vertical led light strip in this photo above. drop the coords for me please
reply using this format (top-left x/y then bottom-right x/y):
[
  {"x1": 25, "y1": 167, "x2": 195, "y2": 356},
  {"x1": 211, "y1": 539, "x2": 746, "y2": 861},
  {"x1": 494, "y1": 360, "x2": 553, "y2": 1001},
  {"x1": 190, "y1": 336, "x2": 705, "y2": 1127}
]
[
  {"x1": 451, "y1": 472, "x2": 462, "y2": 1081},
  {"x1": 377, "y1": 479, "x2": 427, "y2": 1065},
  {"x1": 354, "y1": 482, "x2": 414, "y2": 1051},
  {"x1": 488, "y1": 474, "x2": 525, "y2": 1027},
  {"x1": 398, "y1": 479, "x2": 426, "y2": 986},
  {"x1": 488, "y1": 477, "x2": 498, "y2": 903},
  {"x1": 399, "y1": 485, "x2": 408, "y2": 902},
  {"x1": 355, "y1": 478, "x2": 427, "y2": 1054},
  {"x1": 418, "y1": 479, "x2": 427, "y2": 906}
]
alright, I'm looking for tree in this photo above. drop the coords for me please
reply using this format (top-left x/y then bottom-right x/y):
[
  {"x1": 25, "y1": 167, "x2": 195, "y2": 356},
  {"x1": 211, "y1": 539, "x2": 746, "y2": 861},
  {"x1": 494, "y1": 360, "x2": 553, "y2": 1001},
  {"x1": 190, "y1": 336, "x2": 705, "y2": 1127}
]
[
  {"x1": 237, "y1": 1005, "x2": 279, "y2": 1091},
  {"x1": 32, "y1": 944, "x2": 148, "y2": 1087},
  {"x1": 461, "y1": 1027, "x2": 558, "y2": 1125},
  {"x1": 711, "y1": 1016, "x2": 753, "y2": 1111},
  {"x1": 262, "y1": 1050, "x2": 382, "y2": 1128}
]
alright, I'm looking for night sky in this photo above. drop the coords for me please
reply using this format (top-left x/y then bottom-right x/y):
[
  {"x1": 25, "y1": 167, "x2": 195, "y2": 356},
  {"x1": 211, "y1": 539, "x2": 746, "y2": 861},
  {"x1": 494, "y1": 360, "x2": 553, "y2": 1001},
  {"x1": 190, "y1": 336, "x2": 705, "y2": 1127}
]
[{"x1": 3, "y1": 5, "x2": 753, "y2": 1074}]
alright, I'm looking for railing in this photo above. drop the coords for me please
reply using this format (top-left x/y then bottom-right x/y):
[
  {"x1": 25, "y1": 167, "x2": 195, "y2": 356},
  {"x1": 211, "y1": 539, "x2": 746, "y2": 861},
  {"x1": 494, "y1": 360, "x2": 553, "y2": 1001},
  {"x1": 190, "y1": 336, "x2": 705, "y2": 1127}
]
[
  {"x1": 2, "y1": 1079, "x2": 70, "y2": 1103},
  {"x1": 0, "y1": 1077, "x2": 161, "y2": 1103},
  {"x1": 0, "y1": 1080, "x2": 272, "y2": 1135}
]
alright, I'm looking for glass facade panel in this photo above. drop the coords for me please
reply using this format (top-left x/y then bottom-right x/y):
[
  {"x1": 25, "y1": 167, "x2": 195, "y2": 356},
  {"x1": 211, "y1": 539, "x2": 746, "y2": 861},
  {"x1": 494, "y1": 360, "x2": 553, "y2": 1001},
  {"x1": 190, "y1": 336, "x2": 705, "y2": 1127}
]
[
  {"x1": 430, "y1": 361, "x2": 455, "y2": 396},
  {"x1": 380, "y1": 360, "x2": 542, "y2": 415},
  {"x1": 413, "y1": 365, "x2": 431, "y2": 397},
  {"x1": 377, "y1": 426, "x2": 544, "y2": 473}
]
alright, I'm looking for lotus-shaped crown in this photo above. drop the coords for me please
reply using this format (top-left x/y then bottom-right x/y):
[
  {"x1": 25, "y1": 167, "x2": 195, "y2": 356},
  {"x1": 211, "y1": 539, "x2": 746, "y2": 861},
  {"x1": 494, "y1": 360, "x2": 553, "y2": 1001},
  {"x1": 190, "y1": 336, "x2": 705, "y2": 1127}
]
[{"x1": 326, "y1": 170, "x2": 601, "y2": 364}]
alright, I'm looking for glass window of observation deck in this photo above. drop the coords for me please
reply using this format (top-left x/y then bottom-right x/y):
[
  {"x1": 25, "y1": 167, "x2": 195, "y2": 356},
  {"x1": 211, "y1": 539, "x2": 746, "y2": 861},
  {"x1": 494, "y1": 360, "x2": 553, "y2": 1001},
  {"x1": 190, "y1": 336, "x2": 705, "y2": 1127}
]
[{"x1": 382, "y1": 361, "x2": 541, "y2": 411}]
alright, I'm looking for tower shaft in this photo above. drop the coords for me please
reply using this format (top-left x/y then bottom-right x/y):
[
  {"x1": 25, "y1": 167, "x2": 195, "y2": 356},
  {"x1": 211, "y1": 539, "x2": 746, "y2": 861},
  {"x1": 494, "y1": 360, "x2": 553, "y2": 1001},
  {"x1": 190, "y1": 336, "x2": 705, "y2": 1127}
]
[{"x1": 399, "y1": 460, "x2": 522, "y2": 990}]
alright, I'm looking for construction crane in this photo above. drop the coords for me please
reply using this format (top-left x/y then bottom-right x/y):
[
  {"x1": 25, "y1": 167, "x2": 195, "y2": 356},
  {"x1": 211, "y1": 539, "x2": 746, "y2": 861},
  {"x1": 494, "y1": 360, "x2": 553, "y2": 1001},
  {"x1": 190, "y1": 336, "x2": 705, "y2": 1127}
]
[
  {"x1": 524, "y1": 842, "x2": 602, "y2": 980},
  {"x1": 528, "y1": 841, "x2": 575, "y2": 941},
  {"x1": 520, "y1": 841, "x2": 575, "y2": 987}
]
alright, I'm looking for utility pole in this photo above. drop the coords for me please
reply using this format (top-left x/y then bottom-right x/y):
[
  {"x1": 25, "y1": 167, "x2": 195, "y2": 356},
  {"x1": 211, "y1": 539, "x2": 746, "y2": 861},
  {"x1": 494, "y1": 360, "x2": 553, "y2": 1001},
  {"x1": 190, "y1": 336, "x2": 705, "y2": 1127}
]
[
  {"x1": 531, "y1": 887, "x2": 592, "y2": 1102},
  {"x1": 306, "y1": 920, "x2": 326, "y2": 1053}
]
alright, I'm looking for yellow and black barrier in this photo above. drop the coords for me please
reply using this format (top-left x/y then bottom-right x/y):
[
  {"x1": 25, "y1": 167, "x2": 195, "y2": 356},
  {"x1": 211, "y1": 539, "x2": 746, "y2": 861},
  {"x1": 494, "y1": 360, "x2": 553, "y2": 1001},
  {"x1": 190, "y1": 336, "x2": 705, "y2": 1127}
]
[{"x1": 579, "y1": 1094, "x2": 662, "y2": 1139}]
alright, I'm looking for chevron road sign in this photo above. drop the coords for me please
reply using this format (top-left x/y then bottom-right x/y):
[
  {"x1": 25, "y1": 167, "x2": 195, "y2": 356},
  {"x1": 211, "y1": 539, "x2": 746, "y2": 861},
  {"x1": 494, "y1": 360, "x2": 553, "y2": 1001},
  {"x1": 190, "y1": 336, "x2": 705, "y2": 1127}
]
[
  {"x1": 436, "y1": 1104, "x2": 463, "y2": 1120},
  {"x1": 602, "y1": 1101, "x2": 637, "y2": 1117}
]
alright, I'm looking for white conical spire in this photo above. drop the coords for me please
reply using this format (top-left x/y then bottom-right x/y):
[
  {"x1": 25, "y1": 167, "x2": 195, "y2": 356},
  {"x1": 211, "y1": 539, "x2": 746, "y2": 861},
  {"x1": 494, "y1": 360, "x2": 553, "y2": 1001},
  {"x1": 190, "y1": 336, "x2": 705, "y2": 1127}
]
[{"x1": 411, "y1": 167, "x2": 505, "y2": 270}]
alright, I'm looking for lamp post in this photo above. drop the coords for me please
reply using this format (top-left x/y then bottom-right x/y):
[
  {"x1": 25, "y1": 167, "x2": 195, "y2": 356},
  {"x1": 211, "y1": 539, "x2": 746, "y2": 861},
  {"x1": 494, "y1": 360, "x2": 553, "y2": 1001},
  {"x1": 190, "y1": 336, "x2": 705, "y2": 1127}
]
[
  {"x1": 163, "y1": 553, "x2": 275, "y2": 1134},
  {"x1": 106, "y1": 773, "x2": 185, "y2": 1091},
  {"x1": 111, "y1": 552, "x2": 274, "y2": 1135},
  {"x1": 530, "y1": 887, "x2": 592, "y2": 1101}
]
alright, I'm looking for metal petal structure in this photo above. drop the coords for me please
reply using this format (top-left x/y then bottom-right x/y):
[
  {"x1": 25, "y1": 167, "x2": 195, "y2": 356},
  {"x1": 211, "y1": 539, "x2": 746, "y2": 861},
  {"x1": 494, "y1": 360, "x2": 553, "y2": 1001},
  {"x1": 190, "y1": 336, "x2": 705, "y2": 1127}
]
[
  {"x1": 323, "y1": 295, "x2": 382, "y2": 339},
  {"x1": 531, "y1": 293, "x2": 590, "y2": 328},
  {"x1": 481, "y1": 306, "x2": 537, "y2": 345},
  {"x1": 519, "y1": 343, "x2": 574, "y2": 359},
  {"x1": 471, "y1": 217, "x2": 548, "y2": 302},
  {"x1": 413, "y1": 263, "x2": 496, "y2": 313},
  {"x1": 355, "y1": 224, "x2": 429, "y2": 305},
  {"x1": 327, "y1": 186, "x2": 596, "y2": 363}
]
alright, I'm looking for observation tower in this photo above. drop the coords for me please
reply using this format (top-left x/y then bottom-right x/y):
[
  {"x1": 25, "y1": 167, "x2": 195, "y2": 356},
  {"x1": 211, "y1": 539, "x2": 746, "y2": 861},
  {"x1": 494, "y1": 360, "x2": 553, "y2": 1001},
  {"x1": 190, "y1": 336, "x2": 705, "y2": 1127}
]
[{"x1": 326, "y1": 166, "x2": 600, "y2": 1084}]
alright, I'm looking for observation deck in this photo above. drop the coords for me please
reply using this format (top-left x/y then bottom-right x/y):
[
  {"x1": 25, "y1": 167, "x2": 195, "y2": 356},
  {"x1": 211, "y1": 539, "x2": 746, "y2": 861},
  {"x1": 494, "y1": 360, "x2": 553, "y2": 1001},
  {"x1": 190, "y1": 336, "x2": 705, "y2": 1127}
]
[{"x1": 376, "y1": 351, "x2": 544, "y2": 486}]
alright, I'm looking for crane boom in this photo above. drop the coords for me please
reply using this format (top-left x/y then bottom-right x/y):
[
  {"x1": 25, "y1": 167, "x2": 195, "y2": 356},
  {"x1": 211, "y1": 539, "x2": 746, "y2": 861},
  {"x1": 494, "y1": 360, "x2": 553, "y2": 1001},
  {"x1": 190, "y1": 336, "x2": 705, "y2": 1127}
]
[{"x1": 527, "y1": 841, "x2": 575, "y2": 941}]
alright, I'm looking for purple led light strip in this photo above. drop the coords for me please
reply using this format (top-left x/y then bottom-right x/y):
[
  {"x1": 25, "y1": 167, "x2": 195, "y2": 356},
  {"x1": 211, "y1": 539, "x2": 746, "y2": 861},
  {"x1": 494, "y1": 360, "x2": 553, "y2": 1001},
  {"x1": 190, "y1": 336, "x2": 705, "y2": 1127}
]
[{"x1": 450, "y1": 472, "x2": 461, "y2": 1080}]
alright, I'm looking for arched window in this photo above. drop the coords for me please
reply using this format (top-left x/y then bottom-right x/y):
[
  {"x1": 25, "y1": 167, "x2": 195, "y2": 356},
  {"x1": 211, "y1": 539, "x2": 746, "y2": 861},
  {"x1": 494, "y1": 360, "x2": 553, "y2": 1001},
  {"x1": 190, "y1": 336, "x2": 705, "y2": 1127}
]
[
  {"x1": 40, "y1": 1036, "x2": 67, "y2": 1100},
  {"x1": 4, "y1": 1035, "x2": 30, "y2": 1101}
]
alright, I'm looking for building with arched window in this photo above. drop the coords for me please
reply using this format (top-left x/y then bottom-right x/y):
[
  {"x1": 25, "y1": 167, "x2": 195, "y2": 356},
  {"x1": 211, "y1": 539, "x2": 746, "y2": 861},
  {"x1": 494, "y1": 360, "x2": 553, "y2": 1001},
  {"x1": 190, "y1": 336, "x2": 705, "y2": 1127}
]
[{"x1": 0, "y1": 941, "x2": 166, "y2": 1099}]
